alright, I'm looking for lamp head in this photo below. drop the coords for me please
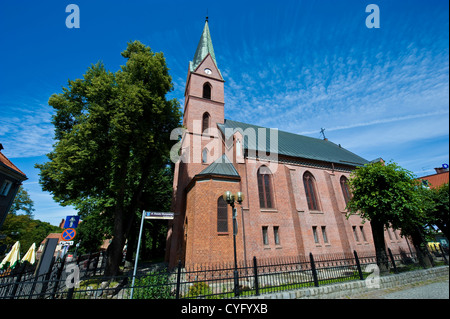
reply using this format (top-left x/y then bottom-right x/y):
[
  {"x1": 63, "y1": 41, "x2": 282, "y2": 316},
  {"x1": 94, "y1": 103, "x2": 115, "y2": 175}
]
[
  {"x1": 223, "y1": 191, "x2": 235, "y2": 204},
  {"x1": 236, "y1": 191, "x2": 245, "y2": 204}
]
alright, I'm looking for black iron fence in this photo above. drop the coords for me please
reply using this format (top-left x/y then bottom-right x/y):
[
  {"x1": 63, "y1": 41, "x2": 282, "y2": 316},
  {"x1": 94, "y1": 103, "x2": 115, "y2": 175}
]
[{"x1": 0, "y1": 248, "x2": 447, "y2": 299}]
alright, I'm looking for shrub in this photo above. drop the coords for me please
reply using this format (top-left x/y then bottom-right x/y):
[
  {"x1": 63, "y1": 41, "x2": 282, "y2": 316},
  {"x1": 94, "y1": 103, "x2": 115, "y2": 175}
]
[
  {"x1": 187, "y1": 282, "x2": 211, "y2": 298},
  {"x1": 132, "y1": 269, "x2": 173, "y2": 299}
]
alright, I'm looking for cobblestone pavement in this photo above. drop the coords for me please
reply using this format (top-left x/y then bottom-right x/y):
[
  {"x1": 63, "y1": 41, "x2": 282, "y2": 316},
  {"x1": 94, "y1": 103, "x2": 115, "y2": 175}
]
[{"x1": 343, "y1": 276, "x2": 449, "y2": 299}]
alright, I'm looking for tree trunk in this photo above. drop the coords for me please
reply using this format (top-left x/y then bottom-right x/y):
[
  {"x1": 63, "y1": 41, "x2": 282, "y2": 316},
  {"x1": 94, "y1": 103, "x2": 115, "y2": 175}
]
[
  {"x1": 370, "y1": 219, "x2": 389, "y2": 274},
  {"x1": 105, "y1": 155, "x2": 129, "y2": 276},
  {"x1": 105, "y1": 205, "x2": 125, "y2": 276},
  {"x1": 410, "y1": 228, "x2": 433, "y2": 268}
]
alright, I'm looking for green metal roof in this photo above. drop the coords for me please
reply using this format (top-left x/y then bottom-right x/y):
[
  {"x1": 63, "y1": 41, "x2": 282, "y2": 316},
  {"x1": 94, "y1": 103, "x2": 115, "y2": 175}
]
[
  {"x1": 190, "y1": 20, "x2": 220, "y2": 74},
  {"x1": 218, "y1": 119, "x2": 369, "y2": 167},
  {"x1": 197, "y1": 154, "x2": 240, "y2": 178}
]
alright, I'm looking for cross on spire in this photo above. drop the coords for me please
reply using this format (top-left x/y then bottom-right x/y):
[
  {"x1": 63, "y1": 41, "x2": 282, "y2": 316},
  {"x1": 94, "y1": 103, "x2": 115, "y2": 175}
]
[{"x1": 320, "y1": 128, "x2": 327, "y2": 140}]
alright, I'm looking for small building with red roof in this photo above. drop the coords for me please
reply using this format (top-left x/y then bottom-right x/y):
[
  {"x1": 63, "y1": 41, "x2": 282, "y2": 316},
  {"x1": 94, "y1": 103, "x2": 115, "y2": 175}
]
[{"x1": 418, "y1": 166, "x2": 449, "y2": 189}]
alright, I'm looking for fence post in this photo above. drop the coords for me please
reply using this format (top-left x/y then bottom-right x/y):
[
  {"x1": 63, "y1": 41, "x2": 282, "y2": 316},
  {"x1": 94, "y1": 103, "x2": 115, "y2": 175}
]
[
  {"x1": 253, "y1": 256, "x2": 259, "y2": 296},
  {"x1": 387, "y1": 248, "x2": 398, "y2": 274},
  {"x1": 175, "y1": 260, "x2": 182, "y2": 299},
  {"x1": 438, "y1": 244, "x2": 448, "y2": 265},
  {"x1": 353, "y1": 250, "x2": 364, "y2": 280},
  {"x1": 309, "y1": 252, "x2": 319, "y2": 287},
  {"x1": 38, "y1": 256, "x2": 56, "y2": 299},
  {"x1": 67, "y1": 287, "x2": 75, "y2": 299},
  {"x1": 50, "y1": 254, "x2": 68, "y2": 299},
  {"x1": 9, "y1": 263, "x2": 27, "y2": 299}
]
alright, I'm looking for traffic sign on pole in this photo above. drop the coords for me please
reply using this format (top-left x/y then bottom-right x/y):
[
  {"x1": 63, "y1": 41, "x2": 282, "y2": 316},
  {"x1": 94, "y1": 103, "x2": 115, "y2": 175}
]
[
  {"x1": 64, "y1": 216, "x2": 80, "y2": 229},
  {"x1": 61, "y1": 228, "x2": 76, "y2": 241}
]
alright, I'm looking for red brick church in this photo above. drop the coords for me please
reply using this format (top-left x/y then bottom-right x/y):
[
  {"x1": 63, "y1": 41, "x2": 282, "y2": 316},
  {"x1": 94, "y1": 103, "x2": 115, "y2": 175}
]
[{"x1": 165, "y1": 19, "x2": 412, "y2": 267}]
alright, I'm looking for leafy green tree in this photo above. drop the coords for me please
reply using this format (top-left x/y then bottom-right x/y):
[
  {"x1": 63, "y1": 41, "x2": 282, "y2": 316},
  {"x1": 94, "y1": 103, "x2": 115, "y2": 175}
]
[
  {"x1": 346, "y1": 161, "x2": 425, "y2": 272},
  {"x1": 36, "y1": 41, "x2": 181, "y2": 275},
  {"x1": 1, "y1": 214, "x2": 62, "y2": 255},
  {"x1": 428, "y1": 183, "x2": 449, "y2": 239},
  {"x1": 75, "y1": 210, "x2": 113, "y2": 255},
  {"x1": 8, "y1": 186, "x2": 35, "y2": 218}
]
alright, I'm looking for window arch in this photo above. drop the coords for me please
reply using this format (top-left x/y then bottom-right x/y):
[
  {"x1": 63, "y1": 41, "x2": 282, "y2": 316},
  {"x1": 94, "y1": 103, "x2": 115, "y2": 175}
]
[
  {"x1": 202, "y1": 112, "x2": 210, "y2": 133},
  {"x1": 217, "y1": 196, "x2": 228, "y2": 232},
  {"x1": 257, "y1": 165, "x2": 274, "y2": 208},
  {"x1": 303, "y1": 172, "x2": 320, "y2": 211},
  {"x1": 340, "y1": 176, "x2": 351, "y2": 205},
  {"x1": 203, "y1": 82, "x2": 212, "y2": 99}
]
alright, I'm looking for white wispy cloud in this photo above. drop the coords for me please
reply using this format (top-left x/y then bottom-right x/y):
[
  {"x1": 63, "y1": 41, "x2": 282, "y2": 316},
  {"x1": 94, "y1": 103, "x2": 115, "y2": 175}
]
[{"x1": 0, "y1": 104, "x2": 54, "y2": 158}]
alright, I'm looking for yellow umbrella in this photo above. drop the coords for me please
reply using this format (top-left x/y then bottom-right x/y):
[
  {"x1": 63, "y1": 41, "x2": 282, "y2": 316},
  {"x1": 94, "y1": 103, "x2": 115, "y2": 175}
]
[
  {"x1": 21, "y1": 243, "x2": 36, "y2": 265},
  {"x1": 0, "y1": 241, "x2": 21, "y2": 270}
]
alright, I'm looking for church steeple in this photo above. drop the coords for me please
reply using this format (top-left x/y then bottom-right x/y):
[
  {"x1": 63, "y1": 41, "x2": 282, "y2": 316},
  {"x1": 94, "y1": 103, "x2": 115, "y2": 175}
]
[
  {"x1": 182, "y1": 18, "x2": 224, "y2": 137},
  {"x1": 190, "y1": 19, "x2": 219, "y2": 73}
]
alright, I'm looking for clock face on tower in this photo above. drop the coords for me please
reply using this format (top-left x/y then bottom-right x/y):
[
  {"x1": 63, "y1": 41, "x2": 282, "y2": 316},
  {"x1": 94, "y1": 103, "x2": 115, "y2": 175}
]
[{"x1": 204, "y1": 68, "x2": 212, "y2": 75}]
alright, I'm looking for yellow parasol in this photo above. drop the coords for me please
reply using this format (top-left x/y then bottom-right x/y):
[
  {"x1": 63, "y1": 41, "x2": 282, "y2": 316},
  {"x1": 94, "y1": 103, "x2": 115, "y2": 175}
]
[
  {"x1": 21, "y1": 243, "x2": 36, "y2": 265},
  {"x1": 0, "y1": 241, "x2": 21, "y2": 270}
]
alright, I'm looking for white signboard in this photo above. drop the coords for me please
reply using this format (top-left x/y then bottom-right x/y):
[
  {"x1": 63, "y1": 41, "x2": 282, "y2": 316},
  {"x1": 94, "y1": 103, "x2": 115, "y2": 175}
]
[{"x1": 144, "y1": 211, "x2": 174, "y2": 220}]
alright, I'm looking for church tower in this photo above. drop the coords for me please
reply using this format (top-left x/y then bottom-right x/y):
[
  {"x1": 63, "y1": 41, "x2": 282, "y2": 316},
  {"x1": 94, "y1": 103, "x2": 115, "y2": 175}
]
[{"x1": 166, "y1": 19, "x2": 242, "y2": 267}]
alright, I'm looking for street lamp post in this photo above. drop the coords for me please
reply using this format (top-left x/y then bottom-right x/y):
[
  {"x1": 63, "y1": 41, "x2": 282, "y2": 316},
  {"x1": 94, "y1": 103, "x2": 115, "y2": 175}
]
[{"x1": 223, "y1": 191, "x2": 244, "y2": 297}]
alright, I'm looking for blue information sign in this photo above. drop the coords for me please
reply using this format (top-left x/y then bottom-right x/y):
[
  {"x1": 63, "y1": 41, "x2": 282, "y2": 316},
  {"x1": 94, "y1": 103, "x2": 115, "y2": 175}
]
[{"x1": 64, "y1": 216, "x2": 80, "y2": 229}]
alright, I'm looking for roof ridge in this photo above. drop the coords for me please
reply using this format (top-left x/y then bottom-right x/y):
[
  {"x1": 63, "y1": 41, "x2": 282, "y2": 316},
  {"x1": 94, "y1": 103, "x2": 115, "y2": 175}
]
[
  {"x1": 0, "y1": 151, "x2": 27, "y2": 178},
  {"x1": 221, "y1": 118, "x2": 368, "y2": 166}
]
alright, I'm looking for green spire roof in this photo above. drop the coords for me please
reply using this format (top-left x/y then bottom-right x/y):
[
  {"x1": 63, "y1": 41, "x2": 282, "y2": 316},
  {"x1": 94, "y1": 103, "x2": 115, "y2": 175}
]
[{"x1": 190, "y1": 19, "x2": 218, "y2": 72}]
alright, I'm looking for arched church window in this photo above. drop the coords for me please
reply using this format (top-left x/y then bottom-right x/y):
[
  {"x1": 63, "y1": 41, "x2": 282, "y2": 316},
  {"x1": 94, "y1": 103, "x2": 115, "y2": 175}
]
[
  {"x1": 303, "y1": 172, "x2": 320, "y2": 211},
  {"x1": 203, "y1": 82, "x2": 212, "y2": 99},
  {"x1": 217, "y1": 196, "x2": 228, "y2": 232},
  {"x1": 202, "y1": 112, "x2": 210, "y2": 133},
  {"x1": 202, "y1": 148, "x2": 208, "y2": 164},
  {"x1": 340, "y1": 176, "x2": 351, "y2": 205},
  {"x1": 257, "y1": 165, "x2": 274, "y2": 209}
]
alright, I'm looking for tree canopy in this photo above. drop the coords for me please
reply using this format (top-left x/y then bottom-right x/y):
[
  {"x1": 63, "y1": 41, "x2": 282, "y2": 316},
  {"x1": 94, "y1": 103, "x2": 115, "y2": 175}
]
[
  {"x1": 346, "y1": 161, "x2": 423, "y2": 230},
  {"x1": 36, "y1": 41, "x2": 181, "y2": 275},
  {"x1": 8, "y1": 186, "x2": 35, "y2": 218},
  {"x1": 346, "y1": 161, "x2": 425, "y2": 271}
]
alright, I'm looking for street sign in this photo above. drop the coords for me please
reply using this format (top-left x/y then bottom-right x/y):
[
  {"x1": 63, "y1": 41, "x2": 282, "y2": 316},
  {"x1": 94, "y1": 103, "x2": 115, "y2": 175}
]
[
  {"x1": 64, "y1": 216, "x2": 80, "y2": 229},
  {"x1": 61, "y1": 228, "x2": 76, "y2": 241},
  {"x1": 144, "y1": 211, "x2": 174, "y2": 220}
]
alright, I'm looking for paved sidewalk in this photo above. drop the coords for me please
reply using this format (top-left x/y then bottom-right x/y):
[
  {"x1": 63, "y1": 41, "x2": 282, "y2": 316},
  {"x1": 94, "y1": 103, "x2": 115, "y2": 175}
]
[{"x1": 344, "y1": 276, "x2": 449, "y2": 299}]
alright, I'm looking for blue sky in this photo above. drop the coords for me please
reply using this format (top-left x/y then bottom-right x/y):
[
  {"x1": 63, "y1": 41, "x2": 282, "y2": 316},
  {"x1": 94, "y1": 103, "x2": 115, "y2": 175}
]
[{"x1": 0, "y1": 0, "x2": 448, "y2": 226}]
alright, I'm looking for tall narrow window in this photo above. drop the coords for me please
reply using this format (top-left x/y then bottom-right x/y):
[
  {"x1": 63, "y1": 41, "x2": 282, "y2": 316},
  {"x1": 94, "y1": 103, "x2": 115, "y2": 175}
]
[
  {"x1": 202, "y1": 112, "x2": 210, "y2": 133},
  {"x1": 257, "y1": 166, "x2": 274, "y2": 208},
  {"x1": 386, "y1": 227, "x2": 393, "y2": 241},
  {"x1": 262, "y1": 226, "x2": 269, "y2": 245},
  {"x1": 303, "y1": 172, "x2": 320, "y2": 211},
  {"x1": 360, "y1": 226, "x2": 367, "y2": 242},
  {"x1": 312, "y1": 226, "x2": 319, "y2": 243},
  {"x1": 202, "y1": 148, "x2": 208, "y2": 164},
  {"x1": 203, "y1": 82, "x2": 211, "y2": 99},
  {"x1": 393, "y1": 230, "x2": 399, "y2": 240},
  {"x1": 217, "y1": 197, "x2": 228, "y2": 233},
  {"x1": 274, "y1": 226, "x2": 280, "y2": 245},
  {"x1": 321, "y1": 226, "x2": 328, "y2": 243},
  {"x1": 236, "y1": 139, "x2": 242, "y2": 157},
  {"x1": 352, "y1": 226, "x2": 360, "y2": 242},
  {"x1": 340, "y1": 176, "x2": 351, "y2": 205}
]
